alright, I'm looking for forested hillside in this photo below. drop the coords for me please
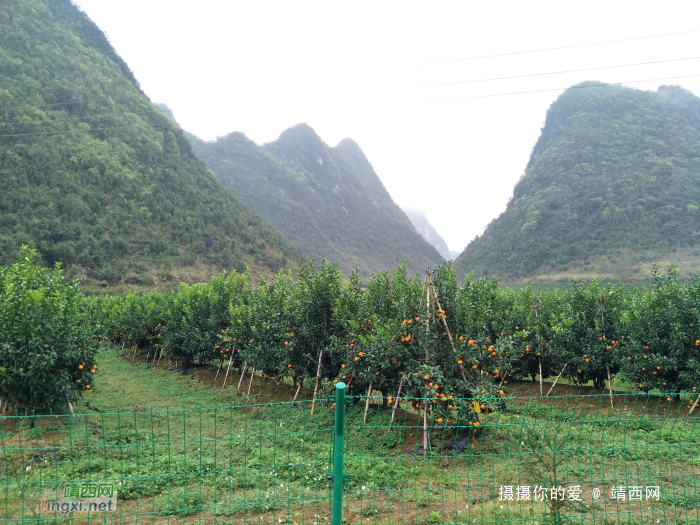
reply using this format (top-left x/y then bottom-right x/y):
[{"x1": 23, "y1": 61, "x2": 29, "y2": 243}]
[
  {"x1": 188, "y1": 124, "x2": 444, "y2": 276},
  {"x1": 0, "y1": 0, "x2": 304, "y2": 289},
  {"x1": 455, "y1": 82, "x2": 700, "y2": 282}
]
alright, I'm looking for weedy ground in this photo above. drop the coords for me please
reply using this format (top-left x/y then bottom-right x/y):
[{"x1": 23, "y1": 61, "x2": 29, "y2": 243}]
[{"x1": 1, "y1": 346, "x2": 699, "y2": 525}]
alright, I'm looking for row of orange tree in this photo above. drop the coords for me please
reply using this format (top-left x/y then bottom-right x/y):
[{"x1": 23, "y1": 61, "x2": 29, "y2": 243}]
[{"x1": 83, "y1": 261, "x2": 700, "y2": 423}]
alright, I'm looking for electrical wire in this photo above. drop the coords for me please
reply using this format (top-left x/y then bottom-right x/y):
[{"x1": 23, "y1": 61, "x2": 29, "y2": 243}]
[
  {"x1": 0, "y1": 96, "x2": 174, "y2": 113},
  {"x1": 376, "y1": 56, "x2": 700, "y2": 93},
  {"x1": 2, "y1": 29, "x2": 698, "y2": 113},
  {"x1": 386, "y1": 73, "x2": 700, "y2": 107},
  {"x1": 402, "y1": 28, "x2": 700, "y2": 68},
  {"x1": 0, "y1": 108, "x2": 172, "y2": 126},
  {"x1": 0, "y1": 123, "x2": 168, "y2": 138}
]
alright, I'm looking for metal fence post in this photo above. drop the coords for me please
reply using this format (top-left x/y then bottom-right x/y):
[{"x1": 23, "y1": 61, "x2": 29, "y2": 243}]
[{"x1": 331, "y1": 381, "x2": 346, "y2": 525}]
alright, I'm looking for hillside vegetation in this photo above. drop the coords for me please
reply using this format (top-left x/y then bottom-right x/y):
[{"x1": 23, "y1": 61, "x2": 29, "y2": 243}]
[
  {"x1": 188, "y1": 124, "x2": 444, "y2": 277},
  {"x1": 455, "y1": 83, "x2": 700, "y2": 282},
  {"x1": 0, "y1": 0, "x2": 304, "y2": 290}
]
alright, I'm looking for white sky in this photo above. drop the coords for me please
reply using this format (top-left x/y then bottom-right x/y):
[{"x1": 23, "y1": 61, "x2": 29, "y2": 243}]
[{"x1": 73, "y1": 0, "x2": 700, "y2": 255}]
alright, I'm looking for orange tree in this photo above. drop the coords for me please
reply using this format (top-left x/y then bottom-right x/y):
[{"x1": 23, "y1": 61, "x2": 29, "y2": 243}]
[
  {"x1": 283, "y1": 260, "x2": 342, "y2": 388},
  {"x1": 162, "y1": 271, "x2": 248, "y2": 367},
  {"x1": 555, "y1": 280, "x2": 628, "y2": 389},
  {"x1": 502, "y1": 288, "x2": 567, "y2": 384},
  {"x1": 234, "y1": 272, "x2": 295, "y2": 382},
  {"x1": 451, "y1": 279, "x2": 539, "y2": 386},
  {"x1": 621, "y1": 266, "x2": 700, "y2": 396},
  {"x1": 0, "y1": 247, "x2": 98, "y2": 412},
  {"x1": 330, "y1": 269, "x2": 410, "y2": 398},
  {"x1": 400, "y1": 264, "x2": 502, "y2": 426}
]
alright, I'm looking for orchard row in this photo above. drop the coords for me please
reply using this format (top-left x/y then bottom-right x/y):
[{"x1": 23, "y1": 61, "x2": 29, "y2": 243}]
[
  {"x1": 85, "y1": 261, "x2": 700, "y2": 422},
  {"x1": 3, "y1": 248, "x2": 699, "y2": 418}
]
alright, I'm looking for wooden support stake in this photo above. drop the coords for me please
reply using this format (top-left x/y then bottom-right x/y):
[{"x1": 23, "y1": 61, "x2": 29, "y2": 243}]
[
  {"x1": 247, "y1": 367, "x2": 256, "y2": 396},
  {"x1": 292, "y1": 382, "x2": 302, "y2": 403},
  {"x1": 145, "y1": 352, "x2": 150, "y2": 363},
  {"x1": 156, "y1": 350, "x2": 164, "y2": 366},
  {"x1": 422, "y1": 397, "x2": 429, "y2": 457},
  {"x1": 215, "y1": 356, "x2": 224, "y2": 382},
  {"x1": 236, "y1": 362, "x2": 247, "y2": 390},
  {"x1": 689, "y1": 394, "x2": 700, "y2": 416},
  {"x1": 363, "y1": 380, "x2": 373, "y2": 424},
  {"x1": 311, "y1": 349, "x2": 323, "y2": 415},
  {"x1": 390, "y1": 378, "x2": 404, "y2": 427},
  {"x1": 546, "y1": 364, "x2": 567, "y2": 396},
  {"x1": 539, "y1": 361, "x2": 543, "y2": 396},
  {"x1": 429, "y1": 276, "x2": 476, "y2": 387},
  {"x1": 417, "y1": 266, "x2": 429, "y2": 316},
  {"x1": 67, "y1": 402, "x2": 75, "y2": 416},
  {"x1": 606, "y1": 366, "x2": 614, "y2": 407},
  {"x1": 221, "y1": 352, "x2": 235, "y2": 387}
]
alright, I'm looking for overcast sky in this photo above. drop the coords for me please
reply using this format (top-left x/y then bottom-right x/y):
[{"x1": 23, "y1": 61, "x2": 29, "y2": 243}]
[{"x1": 73, "y1": 0, "x2": 700, "y2": 255}]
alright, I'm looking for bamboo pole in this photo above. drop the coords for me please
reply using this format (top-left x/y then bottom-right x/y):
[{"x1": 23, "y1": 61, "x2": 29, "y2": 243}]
[
  {"x1": 390, "y1": 378, "x2": 404, "y2": 427},
  {"x1": 292, "y1": 382, "x2": 302, "y2": 403},
  {"x1": 539, "y1": 361, "x2": 543, "y2": 396},
  {"x1": 422, "y1": 397, "x2": 429, "y2": 457},
  {"x1": 220, "y1": 352, "x2": 234, "y2": 387},
  {"x1": 425, "y1": 276, "x2": 431, "y2": 364},
  {"x1": 247, "y1": 367, "x2": 256, "y2": 396},
  {"x1": 236, "y1": 361, "x2": 247, "y2": 390},
  {"x1": 546, "y1": 364, "x2": 567, "y2": 396},
  {"x1": 215, "y1": 356, "x2": 224, "y2": 382},
  {"x1": 311, "y1": 349, "x2": 323, "y2": 415},
  {"x1": 363, "y1": 380, "x2": 373, "y2": 424},
  {"x1": 606, "y1": 366, "x2": 614, "y2": 407},
  {"x1": 429, "y1": 276, "x2": 476, "y2": 387},
  {"x1": 689, "y1": 394, "x2": 700, "y2": 416},
  {"x1": 417, "y1": 266, "x2": 429, "y2": 316},
  {"x1": 156, "y1": 349, "x2": 164, "y2": 366},
  {"x1": 145, "y1": 352, "x2": 150, "y2": 363}
]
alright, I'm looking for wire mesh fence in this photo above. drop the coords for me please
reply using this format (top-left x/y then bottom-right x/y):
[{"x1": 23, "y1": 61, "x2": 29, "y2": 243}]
[{"x1": 1, "y1": 389, "x2": 699, "y2": 524}]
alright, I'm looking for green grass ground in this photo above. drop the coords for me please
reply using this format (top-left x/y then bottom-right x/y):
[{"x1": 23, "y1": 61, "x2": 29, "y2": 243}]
[{"x1": 1, "y1": 346, "x2": 700, "y2": 525}]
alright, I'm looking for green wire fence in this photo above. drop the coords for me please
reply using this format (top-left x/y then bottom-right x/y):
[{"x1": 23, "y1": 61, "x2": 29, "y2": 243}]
[{"x1": 1, "y1": 386, "x2": 700, "y2": 524}]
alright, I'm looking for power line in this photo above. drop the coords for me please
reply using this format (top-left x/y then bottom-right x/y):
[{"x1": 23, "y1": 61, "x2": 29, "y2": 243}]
[
  {"x1": 403, "y1": 28, "x2": 700, "y2": 68},
  {"x1": 386, "y1": 73, "x2": 700, "y2": 107},
  {"x1": 376, "y1": 56, "x2": 700, "y2": 93},
  {"x1": 0, "y1": 108, "x2": 174, "y2": 127},
  {"x1": 0, "y1": 123, "x2": 168, "y2": 138},
  {"x1": 0, "y1": 95, "x2": 175, "y2": 114}
]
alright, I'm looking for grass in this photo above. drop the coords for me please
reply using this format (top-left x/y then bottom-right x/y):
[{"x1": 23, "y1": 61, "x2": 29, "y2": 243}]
[{"x1": 1, "y1": 345, "x2": 699, "y2": 524}]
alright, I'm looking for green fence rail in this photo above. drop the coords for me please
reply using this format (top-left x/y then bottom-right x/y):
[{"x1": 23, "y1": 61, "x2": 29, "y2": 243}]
[{"x1": 2, "y1": 387, "x2": 700, "y2": 524}]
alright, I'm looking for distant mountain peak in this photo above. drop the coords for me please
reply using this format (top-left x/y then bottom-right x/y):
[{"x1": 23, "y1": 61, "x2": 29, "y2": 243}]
[
  {"x1": 454, "y1": 82, "x2": 700, "y2": 282},
  {"x1": 401, "y1": 208, "x2": 453, "y2": 261},
  {"x1": 188, "y1": 124, "x2": 444, "y2": 276}
]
